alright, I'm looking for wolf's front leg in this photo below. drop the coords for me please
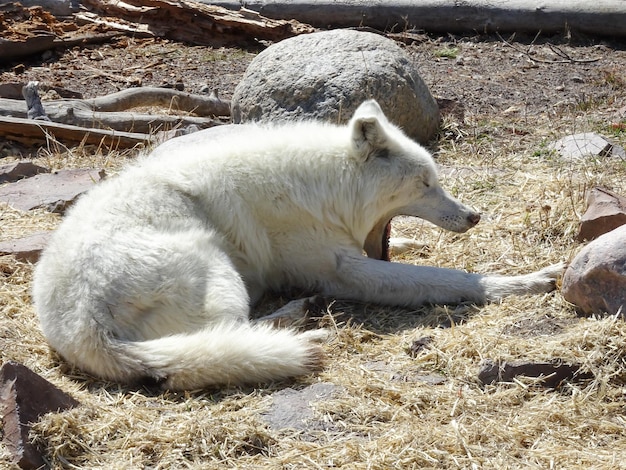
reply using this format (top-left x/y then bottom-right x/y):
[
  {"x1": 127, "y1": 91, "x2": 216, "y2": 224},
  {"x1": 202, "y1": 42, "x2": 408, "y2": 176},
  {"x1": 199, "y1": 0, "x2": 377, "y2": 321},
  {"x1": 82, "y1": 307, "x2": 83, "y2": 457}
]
[{"x1": 328, "y1": 255, "x2": 563, "y2": 307}]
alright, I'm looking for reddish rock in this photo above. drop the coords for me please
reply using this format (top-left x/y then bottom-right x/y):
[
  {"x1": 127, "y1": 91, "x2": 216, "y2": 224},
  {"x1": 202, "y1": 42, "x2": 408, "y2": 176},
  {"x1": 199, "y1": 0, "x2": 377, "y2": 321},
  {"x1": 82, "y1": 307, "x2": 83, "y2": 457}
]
[
  {"x1": 0, "y1": 168, "x2": 105, "y2": 213},
  {"x1": 0, "y1": 161, "x2": 48, "y2": 184},
  {"x1": 562, "y1": 224, "x2": 626, "y2": 316},
  {"x1": 0, "y1": 232, "x2": 52, "y2": 263},
  {"x1": 577, "y1": 187, "x2": 626, "y2": 241},
  {"x1": 478, "y1": 359, "x2": 592, "y2": 388},
  {"x1": 1, "y1": 361, "x2": 80, "y2": 469}
]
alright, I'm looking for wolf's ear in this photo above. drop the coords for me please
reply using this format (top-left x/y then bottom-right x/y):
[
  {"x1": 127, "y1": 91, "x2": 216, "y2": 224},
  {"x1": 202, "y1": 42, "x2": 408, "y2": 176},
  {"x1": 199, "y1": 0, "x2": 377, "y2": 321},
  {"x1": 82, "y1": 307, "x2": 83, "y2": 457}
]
[{"x1": 350, "y1": 100, "x2": 390, "y2": 160}]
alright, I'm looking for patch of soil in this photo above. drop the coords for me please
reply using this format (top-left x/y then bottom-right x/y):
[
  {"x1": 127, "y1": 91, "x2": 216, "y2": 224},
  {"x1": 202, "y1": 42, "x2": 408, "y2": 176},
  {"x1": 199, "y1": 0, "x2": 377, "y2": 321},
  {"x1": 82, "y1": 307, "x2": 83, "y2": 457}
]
[{"x1": 0, "y1": 36, "x2": 256, "y2": 100}]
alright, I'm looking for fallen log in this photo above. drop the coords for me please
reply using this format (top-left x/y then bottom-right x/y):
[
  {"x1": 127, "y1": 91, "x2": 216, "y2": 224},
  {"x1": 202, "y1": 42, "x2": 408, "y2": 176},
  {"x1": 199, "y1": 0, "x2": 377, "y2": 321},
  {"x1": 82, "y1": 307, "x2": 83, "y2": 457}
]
[
  {"x1": 0, "y1": 87, "x2": 228, "y2": 134},
  {"x1": 209, "y1": 0, "x2": 626, "y2": 38},
  {"x1": 0, "y1": 32, "x2": 125, "y2": 62},
  {"x1": 0, "y1": 115, "x2": 152, "y2": 148},
  {"x1": 80, "y1": 0, "x2": 315, "y2": 46}
]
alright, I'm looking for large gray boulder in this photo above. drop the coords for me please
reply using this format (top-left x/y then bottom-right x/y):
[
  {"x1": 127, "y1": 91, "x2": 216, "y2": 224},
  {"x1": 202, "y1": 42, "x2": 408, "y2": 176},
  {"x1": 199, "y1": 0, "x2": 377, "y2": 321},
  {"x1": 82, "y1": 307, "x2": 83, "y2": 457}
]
[
  {"x1": 562, "y1": 224, "x2": 626, "y2": 317},
  {"x1": 231, "y1": 30, "x2": 440, "y2": 143}
]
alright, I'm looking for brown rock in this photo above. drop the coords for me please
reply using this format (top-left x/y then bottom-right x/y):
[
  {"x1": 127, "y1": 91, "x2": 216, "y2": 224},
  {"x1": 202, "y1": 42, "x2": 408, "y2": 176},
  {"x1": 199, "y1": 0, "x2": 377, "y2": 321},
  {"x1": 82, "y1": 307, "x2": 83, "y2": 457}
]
[
  {"x1": 0, "y1": 168, "x2": 105, "y2": 213},
  {"x1": 562, "y1": 224, "x2": 626, "y2": 316},
  {"x1": 0, "y1": 231, "x2": 52, "y2": 262},
  {"x1": 577, "y1": 187, "x2": 626, "y2": 241},
  {"x1": 478, "y1": 359, "x2": 592, "y2": 388},
  {"x1": 1, "y1": 361, "x2": 80, "y2": 469},
  {"x1": 0, "y1": 161, "x2": 48, "y2": 184}
]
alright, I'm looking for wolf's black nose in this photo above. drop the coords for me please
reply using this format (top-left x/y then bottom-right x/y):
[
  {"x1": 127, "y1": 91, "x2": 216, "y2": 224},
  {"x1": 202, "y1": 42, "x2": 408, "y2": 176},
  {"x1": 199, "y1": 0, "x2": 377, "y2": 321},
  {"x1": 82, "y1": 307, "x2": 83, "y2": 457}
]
[{"x1": 468, "y1": 212, "x2": 481, "y2": 226}]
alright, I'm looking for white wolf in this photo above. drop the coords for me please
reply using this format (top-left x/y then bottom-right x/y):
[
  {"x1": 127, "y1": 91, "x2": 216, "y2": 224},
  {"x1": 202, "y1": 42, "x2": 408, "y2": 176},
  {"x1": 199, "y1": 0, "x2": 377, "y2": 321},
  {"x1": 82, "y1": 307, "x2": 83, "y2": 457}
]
[{"x1": 33, "y1": 100, "x2": 562, "y2": 390}]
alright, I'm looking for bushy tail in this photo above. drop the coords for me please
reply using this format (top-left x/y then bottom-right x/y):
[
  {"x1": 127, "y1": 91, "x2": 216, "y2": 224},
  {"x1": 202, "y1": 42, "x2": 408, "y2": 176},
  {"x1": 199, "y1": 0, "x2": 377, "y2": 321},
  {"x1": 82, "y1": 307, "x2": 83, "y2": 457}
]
[{"x1": 90, "y1": 323, "x2": 325, "y2": 390}]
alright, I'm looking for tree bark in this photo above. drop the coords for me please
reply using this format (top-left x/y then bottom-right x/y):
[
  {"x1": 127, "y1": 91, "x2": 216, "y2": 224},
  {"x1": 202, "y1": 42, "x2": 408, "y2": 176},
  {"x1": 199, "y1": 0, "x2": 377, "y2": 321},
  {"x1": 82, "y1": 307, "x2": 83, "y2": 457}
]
[
  {"x1": 209, "y1": 0, "x2": 626, "y2": 37},
  {"x1": 0, "y1": 116, "x2": 152, "y2": 148}
]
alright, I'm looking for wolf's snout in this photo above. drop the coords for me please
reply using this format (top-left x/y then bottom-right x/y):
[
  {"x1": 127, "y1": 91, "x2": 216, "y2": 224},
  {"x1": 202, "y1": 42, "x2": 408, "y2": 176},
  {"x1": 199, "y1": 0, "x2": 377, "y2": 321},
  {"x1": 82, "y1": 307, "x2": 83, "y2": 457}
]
[{"x1": 467, "y1": 212, "x2": 481, "y2": 226}]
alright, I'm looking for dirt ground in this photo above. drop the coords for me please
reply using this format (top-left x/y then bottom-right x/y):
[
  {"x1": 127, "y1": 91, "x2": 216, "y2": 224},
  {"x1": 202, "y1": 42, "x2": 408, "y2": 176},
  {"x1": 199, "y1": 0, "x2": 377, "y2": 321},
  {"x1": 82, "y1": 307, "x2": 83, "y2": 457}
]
[{"x1": 1, "y1": 12, "x2": 626, "y2": 470}]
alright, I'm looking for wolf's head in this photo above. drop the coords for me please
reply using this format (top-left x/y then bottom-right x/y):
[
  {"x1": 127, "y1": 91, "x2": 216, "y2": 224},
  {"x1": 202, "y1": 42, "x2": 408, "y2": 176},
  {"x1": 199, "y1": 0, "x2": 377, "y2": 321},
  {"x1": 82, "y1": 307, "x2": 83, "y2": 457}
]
[{"x1": 350, "y1": 100, "x2": 480, "y2": 258}]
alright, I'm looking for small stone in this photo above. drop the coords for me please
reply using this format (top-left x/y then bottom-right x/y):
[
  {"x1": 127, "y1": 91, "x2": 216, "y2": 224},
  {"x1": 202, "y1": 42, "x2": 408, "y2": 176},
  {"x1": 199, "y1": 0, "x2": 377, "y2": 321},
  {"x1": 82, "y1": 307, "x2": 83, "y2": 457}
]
[
  {"x1": 0, "y1": 168, "x2": 105, "y2": 213},
  {"x1": 562, "y1": 224, "x2": 626, "y2": 316},
  {"x1": 548, "y1": 133, "x2": 626, "y2": 160},
  {"x1": 577, "y1": 187, "x2": 626, "y2": 241},
  {"x1": 0, "y1": 232, "x2": 52, "y2": 263},
  {"x1": 407, "y1": 336, "x2": 433, "y2": 357},
  {"x1": 478, "y1": 359, "x2": 592, "y2": 388},
  {"x1": 1, "y1": 361, "x2": 80, "y2": 469}
]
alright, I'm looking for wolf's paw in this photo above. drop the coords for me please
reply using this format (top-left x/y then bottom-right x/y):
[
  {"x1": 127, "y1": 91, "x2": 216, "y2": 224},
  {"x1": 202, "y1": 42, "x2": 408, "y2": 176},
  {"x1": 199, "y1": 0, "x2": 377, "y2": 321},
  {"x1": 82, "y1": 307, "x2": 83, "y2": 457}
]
[{"x1": 532, "y1": 262, "x2": 567, "y2": 292}]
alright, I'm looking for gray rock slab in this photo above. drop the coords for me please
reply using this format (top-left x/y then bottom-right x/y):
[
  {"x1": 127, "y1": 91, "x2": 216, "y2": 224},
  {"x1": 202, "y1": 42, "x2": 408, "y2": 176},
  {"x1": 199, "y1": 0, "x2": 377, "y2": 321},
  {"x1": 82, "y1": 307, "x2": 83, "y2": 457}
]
[
  {"x1": 548, "y1": 133, "x2": 626, "y2": 160},
  {"x1": 0, "y1": 231, "x2": 52, "y2": 263},
  {"x1": 0, "y1": 168, "x2": 105, "y2": 213}
]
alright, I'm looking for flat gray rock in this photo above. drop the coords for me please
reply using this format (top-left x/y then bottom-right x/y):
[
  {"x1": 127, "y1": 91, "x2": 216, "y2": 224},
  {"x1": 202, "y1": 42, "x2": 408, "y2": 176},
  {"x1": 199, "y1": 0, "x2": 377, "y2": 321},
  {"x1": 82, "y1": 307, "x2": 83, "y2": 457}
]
[
  {"x1": 0, "y1": 231, "x2": 52, "y2": 263},
  {"x1": 0, "y1": 168, "x2": 105, "y2": 213},
  {"x1": 232, "y1": 29, "x2": 439, "y2": 143},
  {"x1": 548, "y1": 133, "x2": 626, "y2": 160}
]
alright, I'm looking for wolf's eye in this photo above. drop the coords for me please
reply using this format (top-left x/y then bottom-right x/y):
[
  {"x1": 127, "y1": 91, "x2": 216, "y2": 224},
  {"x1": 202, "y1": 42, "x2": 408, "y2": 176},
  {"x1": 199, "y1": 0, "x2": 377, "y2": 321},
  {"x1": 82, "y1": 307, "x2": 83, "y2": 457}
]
[{"x1": 423, "y1": 180, "x2": 431, "y2": 188}]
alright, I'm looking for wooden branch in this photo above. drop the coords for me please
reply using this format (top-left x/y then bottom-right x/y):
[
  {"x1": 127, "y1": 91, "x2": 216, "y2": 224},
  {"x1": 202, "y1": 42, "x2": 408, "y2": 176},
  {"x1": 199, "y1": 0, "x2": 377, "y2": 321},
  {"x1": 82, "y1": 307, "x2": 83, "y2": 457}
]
[
  {"x1": 0, "y1": 116, "x2": 151, "y2": 148},
  {"x1": 80, "y1": 0, "x2": 315, "y2": 46},
  {"x1": 84, "y1": 87, "x2": 231, "y2": 116},
  {"x1": 0, "y1": 87, "x2": 229, "y2": 134}
]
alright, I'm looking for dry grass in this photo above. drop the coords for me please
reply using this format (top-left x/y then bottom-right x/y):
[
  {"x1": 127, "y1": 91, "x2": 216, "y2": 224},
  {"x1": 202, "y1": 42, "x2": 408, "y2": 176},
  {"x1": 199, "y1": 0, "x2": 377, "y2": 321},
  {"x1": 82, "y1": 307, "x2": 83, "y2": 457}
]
[{"x1": 2, "y1": 79, "x2": 626, "y2": 469}]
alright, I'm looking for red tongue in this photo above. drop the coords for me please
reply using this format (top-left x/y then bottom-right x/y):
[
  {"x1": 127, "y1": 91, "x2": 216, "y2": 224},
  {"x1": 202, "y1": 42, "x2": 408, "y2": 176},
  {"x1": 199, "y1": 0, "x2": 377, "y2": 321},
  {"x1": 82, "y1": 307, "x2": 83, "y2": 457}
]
[{"x1": 364, "y1": 218, "x2": 392, "y2": 261}]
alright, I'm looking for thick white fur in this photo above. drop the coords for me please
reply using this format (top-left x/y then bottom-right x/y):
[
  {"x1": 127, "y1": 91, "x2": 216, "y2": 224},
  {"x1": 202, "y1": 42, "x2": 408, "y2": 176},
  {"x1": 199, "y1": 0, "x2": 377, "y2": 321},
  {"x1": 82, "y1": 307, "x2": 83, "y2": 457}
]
[{"x1": 32, "y1": 100, "x2": 563, "y2": 390}]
